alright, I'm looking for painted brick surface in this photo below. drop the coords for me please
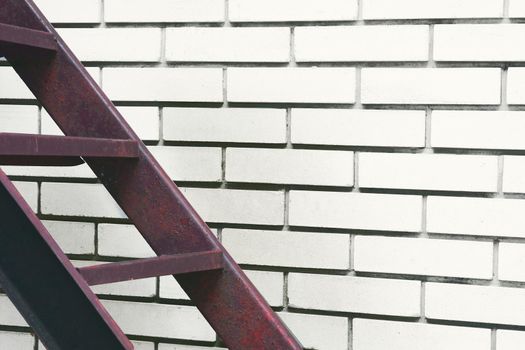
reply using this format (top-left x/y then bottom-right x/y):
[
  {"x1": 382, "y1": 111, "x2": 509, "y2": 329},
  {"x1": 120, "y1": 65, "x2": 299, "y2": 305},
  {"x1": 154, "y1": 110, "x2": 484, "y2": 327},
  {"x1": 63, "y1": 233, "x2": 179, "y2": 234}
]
[
  {"x1": 3, "y1": 0, "x2": 525, "y2": 349},
  {"x1": 222, "y1": 229, "x2": 350, "y2": 269},
  {"x1": 166, "y1": 28, "x2": 290, "y2": 62},
  {"x1": 426, "y1": 283, "x2": 525, "y2": 326},
  {"x1": 226, "y1": 148, "x2": 354, "y2": 186},
  {"x1": 227, "y1": 68, "x2": 356, "y2": 104},
  {"x1": 58, "y1": 28, "x2": 161, "y2": 62},
  {"x1": 362, "y1": 0, "x2": 503, "y2": 19},
  {"x1": 295, "y1": 25, "x2": 429, "y2": 62},
  {"x1": 427, "y1": 196, "x2": 525, "y2": 238},
  {"x1": 288, "y1": 273, "x2": 421, "y2": 316},
  {"x1": 354, "y1": 236, "x2": 493, "y2": 279},
  {"x1": 359, "y1": 153, "x2": 498, "y2": 192},
  {"x1": 289, "y1": 191, "x2": 422, "y2": 232},
  {"x1": 434, "y1": 24, "x2": 525, "y2": 61},
  {"x1": 432, "y1": 111, "x2": 525, "y2": 150},
  {"x1": 361, "y1": 68, "x2": 501, "y2": 105},
  {"x1": 104, "y1": 0, "x2": 224, "y2": 23},
  {"x1": 163, "y1": 108, "x2": 286, "y2": 144},
  {"x1": 291, "y1": 109, "x2": 425, "y2": 147},
  {"x1": 353, "y1": 319, "x2": 491, "y2": 350},
  {"x1": 229, "y1": 0, "x2": 358, "y2": 22},
  {"x1": 103, "y1": 68, "x2": 223, "y2": 102}
]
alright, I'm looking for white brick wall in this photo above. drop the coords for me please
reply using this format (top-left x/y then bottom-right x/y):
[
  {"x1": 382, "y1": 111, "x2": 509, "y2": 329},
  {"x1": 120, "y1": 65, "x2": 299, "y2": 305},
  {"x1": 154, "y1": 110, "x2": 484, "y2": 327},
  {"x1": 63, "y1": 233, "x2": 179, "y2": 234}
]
[
  {"x1": 3, "y1": 0, "x2": 525, "y2": 349},
  {"x1": 361, "y1": 68, "x2": 501, "y2": 105}
]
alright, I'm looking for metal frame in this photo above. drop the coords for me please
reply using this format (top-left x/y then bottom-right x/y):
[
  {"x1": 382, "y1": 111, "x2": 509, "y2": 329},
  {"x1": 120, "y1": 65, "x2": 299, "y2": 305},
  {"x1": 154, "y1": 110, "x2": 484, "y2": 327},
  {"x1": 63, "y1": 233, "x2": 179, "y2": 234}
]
[{"x1": 0, "y1": 0, "x2": 302, "y2": 349}]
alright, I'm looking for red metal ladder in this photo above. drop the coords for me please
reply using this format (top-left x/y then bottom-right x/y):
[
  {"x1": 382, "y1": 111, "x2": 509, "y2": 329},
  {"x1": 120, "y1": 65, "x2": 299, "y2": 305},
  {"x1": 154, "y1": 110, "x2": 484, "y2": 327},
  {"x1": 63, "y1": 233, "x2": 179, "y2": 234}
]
[{"x1": 0, "y1": 1, "x2": 302, "y2": 349}]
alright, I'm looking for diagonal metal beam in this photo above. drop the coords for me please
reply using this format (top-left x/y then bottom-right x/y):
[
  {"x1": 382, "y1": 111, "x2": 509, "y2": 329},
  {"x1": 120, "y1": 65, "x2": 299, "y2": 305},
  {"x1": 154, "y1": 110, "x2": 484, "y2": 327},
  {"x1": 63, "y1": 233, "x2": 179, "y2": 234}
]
[
  {"x1": 0, "y1": 0, "x2": 302, "y2": 348},
  {"x1": 0, "y1": 169, "x2": 132, "y2": 350}
]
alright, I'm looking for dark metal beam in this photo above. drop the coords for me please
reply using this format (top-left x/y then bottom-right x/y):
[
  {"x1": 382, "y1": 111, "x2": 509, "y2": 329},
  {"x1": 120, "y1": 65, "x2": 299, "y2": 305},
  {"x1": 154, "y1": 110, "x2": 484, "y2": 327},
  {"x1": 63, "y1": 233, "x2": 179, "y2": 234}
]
[
  {"x1": 0, "y1": 22, "x2": 56, "y2": 52},
  {"x1": 0, "y1": 169, "x2": 132, "y2": 350},
  {"x1": 0, "y1": 133, "x2": 139, "y2": 166},
  {"x1": 78, "y1": 251, "x2": 224, "y2": 286}
]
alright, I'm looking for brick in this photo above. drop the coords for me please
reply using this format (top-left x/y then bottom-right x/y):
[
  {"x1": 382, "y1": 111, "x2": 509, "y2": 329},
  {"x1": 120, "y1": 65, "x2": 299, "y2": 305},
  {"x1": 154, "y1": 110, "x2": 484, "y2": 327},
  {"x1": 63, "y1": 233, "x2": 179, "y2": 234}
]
[
  {"x1": 226, "y1": 148, "x2": 354, "y2": 186},
  {"x1": 244, "y1": 270, "x2": 283, "y2": 307},
  {"x1": 73, "y1": 260, "x2": 156, "y2": 298},
  {"x1": 353, "y1": 319, "x2": 491, "y2": 350},
  {"x1": 498, "y1": 330, "x2": 525, "y2": 350},
  {"x1": 291, "y1": 109, "x2": 425, "y2": 147},
  {"x1": 427, "y1": 196, "x2": 525, "y2": 238},
  {"x1": 159, "y1": 345, "x2": 226, "y2": 350},
  {"x1": 132, "y1": 341, "x2": 155, "y2": 350},
  {"x1": 0, "y1": 295, "x2": 27, "y2": 327},
  {"x1": 41, "y1": 183, "x2": 126, "y2": 219},
  {"x1": 426, "y1": 283, "x2": 525, "y2": 326},
  {"x1": 432, "y1": 111, "x2": 525, "y2": 150},
  {"x1": 104, "y1": 0, "x2": 224, "y2": 23},
  {"x1": 354, "y1": 236, "x2": 493, "y2": 279},
  {"x1": 34, "y1": 0, "x2": 100, "y2": 23},
  {"x1": 149, "y1": 146, "x2": 222, "y2": 182},
  {"x1": 42, "y1": 220, "x2": 95, "y2": 255},
  {"x1": 288, "y1": 273, "x2": 420, "y2": 316},
  {"x1": 42, "y1": 106, "x2": 158, "y2": 141},
  {"x1": 361, "y1": 68, "x2": 501, "y2": 105},
  {"x1": 0, "y1": 331, "x2": 34, "y2": 349},
  {"x1": 13, "y1": 181, "x2": 38, "y2": 212},
  {"x1": 103, "y1": 68, "x2": 223, "y2": 102},
  {"x1": 0, "y1": 67, "x2": 34, "y2": 100},
  {"x1": 222, "y1": 229, "x2": 350, "y2": 269},
  {"x1": 227, "y1": 68, "x2": 356, "y2": 104},
  {"x1": 117, "y1": 107, "x2": 159, "y2": 141},
  {"x1": 289, "y1": 191, "x2": 422, "y2": 232},
  {"x1": 163, "y1": 108, "x2": 286, "y2": 144},
  {"x1": 435, "y1": 24, "x2": 525, "y2": 62},
  {"x1": 507, "y1": 68, "x2": 525, "y2": 104},
  {"x1": 166, "y1": 28, "x2": 290, "y2": 62},
  {"x1": 0, "y1": 105, "x2": 38, "y2": 133},
  {"x1": 159, "y1": 276, "x2": 189, "y2": 300},
  {"x1": 58, "y1": 28, "x2": 161, "y2": 62},
  {"x1": 181, "y1": 188, "x2": 284, "y2": 225},
  {"x1": 504, "y1": 156, "x2": 525, "y2": 193},
  {"x1": 102, "y1": 300, "x2": 215, "y2": 341},
  {"x1": 510, "y1": 0, "x2": 525, "y2": 18},
  {"x1": 3, "y1": 163, "x2": 95, "y2": 179},
  {"x1": 295, "y1": 25, "x2": 428, "y2": 62},
  {"x1": 359, "y1": 153, "x2": 498, "y2": 192},
  {"x1": 498, "y1": 243, "x2": 525, "y2": 282},
  {"x1": 229, "y1": 0, "x2": 357, "y2": 22},
  {"x1": 362, "y1": 0, "x2": 503, "y2": 19},
  {"x1": 98, "y1": 224, "x2": 155, "y2": 258},
  {"x1": 279, "y1": 312, "x2": 348, "y2": 350}
]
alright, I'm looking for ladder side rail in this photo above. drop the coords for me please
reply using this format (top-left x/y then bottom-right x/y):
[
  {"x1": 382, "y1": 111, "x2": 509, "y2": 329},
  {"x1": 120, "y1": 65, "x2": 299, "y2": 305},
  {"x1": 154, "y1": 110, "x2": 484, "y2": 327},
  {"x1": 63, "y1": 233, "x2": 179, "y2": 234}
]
[
  {"x1": 0, "y1": 169, "x2": 132, "y2": 350},
  {"x1": 0, "y1": 1, "x2": 302, "y2": 348}
]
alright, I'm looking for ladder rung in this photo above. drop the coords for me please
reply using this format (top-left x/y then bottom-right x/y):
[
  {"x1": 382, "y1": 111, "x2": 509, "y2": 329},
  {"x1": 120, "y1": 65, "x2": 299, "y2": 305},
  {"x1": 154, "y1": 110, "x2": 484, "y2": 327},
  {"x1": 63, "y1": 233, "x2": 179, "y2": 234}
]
[
  {"x1": 0, "y1": 133, "x2": 139, "y2": 166},
  {"x1": 0, "y1": 23, "x2": 57, "y2": 52},
  {"x1": 78, "y1": 250, "x2": 223, "y2": 286}
]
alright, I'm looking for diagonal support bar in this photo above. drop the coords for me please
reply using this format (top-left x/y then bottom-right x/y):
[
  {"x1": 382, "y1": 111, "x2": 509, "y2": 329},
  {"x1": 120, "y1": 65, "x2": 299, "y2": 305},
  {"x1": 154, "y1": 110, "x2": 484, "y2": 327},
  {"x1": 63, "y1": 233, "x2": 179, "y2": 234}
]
[
  {"x1": 0, "y1": 133, "x2": 139, "y2": 166},
  {"x1": 0, "y1": 22, "x2": 56, "y2": 52},
  {"x1": 0, "y1": 169, "x2": 132, "y2": 350},
  {"x1": 78, "y1": 250, "x2": 223, "y2": 286}
]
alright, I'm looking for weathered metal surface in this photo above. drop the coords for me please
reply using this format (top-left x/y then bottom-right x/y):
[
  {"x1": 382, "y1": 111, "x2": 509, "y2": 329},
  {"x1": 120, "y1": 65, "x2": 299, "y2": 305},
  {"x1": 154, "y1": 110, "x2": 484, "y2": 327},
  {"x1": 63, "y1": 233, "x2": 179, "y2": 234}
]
[
  {"x1": 0, "y1": 22, "x2": 56, "y2": 52},
  {"x1": 0, "y1": 169, "x2": 132, "y2": 350},
  {"x1": 0, "y1": 0, "x2": 302, "y2": 348},
  {"x1": 79, "y1": 250, "x2": 224, "y2": 286},
  {"x1": 0, "y1": 133, "x2": 139, "y2": 165}
]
